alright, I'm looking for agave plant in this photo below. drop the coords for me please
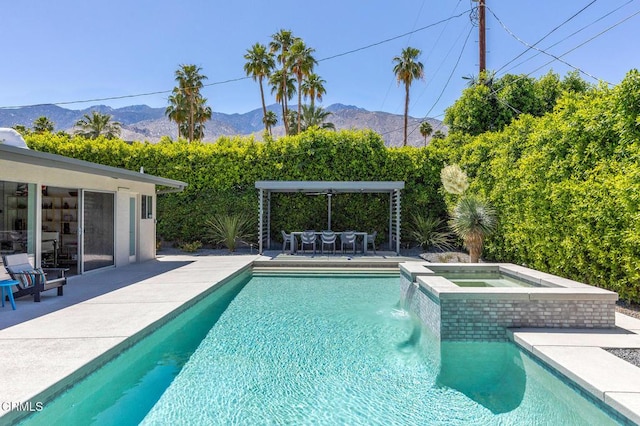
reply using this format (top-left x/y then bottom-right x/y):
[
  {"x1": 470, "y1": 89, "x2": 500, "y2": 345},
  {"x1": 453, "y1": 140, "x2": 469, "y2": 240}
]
[
  {"x1": 407, "y1": 214, "x2": 454, "y2": 252},
  {"x1": 449, "y1": 195, "x2": 496, "y2": 263},
  {"x1": 205, "y1": 213, "x2": 254, "y2": 252}
]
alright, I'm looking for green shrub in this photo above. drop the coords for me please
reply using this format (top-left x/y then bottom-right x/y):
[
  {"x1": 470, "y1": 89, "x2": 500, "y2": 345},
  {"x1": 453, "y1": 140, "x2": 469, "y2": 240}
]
[
  {"x1": 407, "y1": 214, "x2": 454, "y2": 251},
  {"x1": 179, "y1": 241, "x2": 202, "y2": 253},
  {"x1": 205, "y1": 213, "x2": 255, "y2": 252},
  {"x1": 436, "y1": 70, "x2": 640, "y2": 300}
]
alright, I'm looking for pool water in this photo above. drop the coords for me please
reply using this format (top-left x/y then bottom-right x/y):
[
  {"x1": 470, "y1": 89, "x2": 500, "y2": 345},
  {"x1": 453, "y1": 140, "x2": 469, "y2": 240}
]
[
  {"x1": 21, "y1": 273, "x2": 620, "y2": 425},
  {"x1": 441, "y1": 271, "x2": 537, "y2": 288}
]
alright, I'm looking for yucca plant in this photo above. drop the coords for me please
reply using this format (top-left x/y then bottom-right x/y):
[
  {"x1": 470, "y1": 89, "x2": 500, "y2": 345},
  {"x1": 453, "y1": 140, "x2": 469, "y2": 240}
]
[
  {"x1": 440, "y1": 164, "x2": 469, "y2": 195},
  {"x1": 205, "y1": 213, "x2": 254, "y2": 252},
  {"x1": 407, "y1": 214, "x2": 454, "y2": 252},
  {"x1": 449, "y1": 195, "x2": 496, "y2": 263}
]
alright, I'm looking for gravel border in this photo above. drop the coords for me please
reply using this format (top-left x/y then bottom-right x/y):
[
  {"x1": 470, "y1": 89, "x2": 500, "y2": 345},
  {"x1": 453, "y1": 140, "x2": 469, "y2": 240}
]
[{"x1": 605, "y1": 348, "x2": 640, "y2": 368}]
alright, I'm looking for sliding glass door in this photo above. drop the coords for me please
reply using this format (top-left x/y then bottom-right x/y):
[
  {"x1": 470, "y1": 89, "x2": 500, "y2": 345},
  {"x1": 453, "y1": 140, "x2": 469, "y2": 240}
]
[{"x1": 82, "y1": 191, "x2": 114, "y2": 272}]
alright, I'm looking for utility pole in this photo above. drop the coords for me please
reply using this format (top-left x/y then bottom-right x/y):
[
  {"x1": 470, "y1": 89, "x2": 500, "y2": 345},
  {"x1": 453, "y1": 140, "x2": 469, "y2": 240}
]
[{"x1": 478, "y1": 0, "x2": 486, "y2": 74}]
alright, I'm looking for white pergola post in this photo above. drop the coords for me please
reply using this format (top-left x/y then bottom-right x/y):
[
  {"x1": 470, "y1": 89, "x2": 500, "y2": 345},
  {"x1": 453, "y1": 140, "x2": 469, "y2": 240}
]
[
  {"x1": 258, "y1": 189, "x2": 264, "y2": 254},
  {"x1": 395, "y1": 189, "x2": 401, "y2": 255}
]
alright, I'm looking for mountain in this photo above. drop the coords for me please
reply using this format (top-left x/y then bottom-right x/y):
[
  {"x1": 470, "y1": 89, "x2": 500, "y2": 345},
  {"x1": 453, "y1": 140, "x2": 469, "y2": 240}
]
[{"x1": 0, "y1": 103, "x2": 446, "y2": 147}]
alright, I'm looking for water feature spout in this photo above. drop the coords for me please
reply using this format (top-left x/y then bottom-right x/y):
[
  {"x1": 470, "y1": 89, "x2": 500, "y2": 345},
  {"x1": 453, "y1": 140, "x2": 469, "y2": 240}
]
[{"x1": 400, "y1": 281, "x2": 418, "y2": 311}]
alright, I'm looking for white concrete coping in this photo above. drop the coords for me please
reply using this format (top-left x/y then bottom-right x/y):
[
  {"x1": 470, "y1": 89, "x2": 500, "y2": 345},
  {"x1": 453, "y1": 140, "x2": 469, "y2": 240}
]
[
  {"x1": 399, "y1": 261, "x2": 434, "y2": 281},
  {"x1": 510, "y1": 315, "x2": 640, "y2": 425},
  {"x1": 402, "y1": 262, "x2": 618, "y2": 302}
]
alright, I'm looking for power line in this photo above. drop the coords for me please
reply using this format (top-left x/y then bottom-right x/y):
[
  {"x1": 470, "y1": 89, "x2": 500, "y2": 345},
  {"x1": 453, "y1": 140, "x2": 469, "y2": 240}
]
[
  {"x1": 495, "y1": 0, "x2": 599, "y2": 74},
  {"x1": 446, "y1": 5, "x2": 640, "y2": 131},
  {"x1": 407, "y1": 25, "x2": 475, "y2": 138},
  {"x1": 408, "y1": 0, "x2": 466, "y2": 110},
  {"x1": 486, "y1": 5, "x2": 628, "y2": 84},
  {"x1": 381, "y1": 23, "x2": 474, "y2": 139},
  {"x1": 0, "y1": 10, "x2": 472, "y2": 110},
  {"x1": 499, "y1": 0, "x2": 635, "y2": 75},
  {"x1": 0, "y1": 76, "x2": 250, "y2": 109},
  {"x1": 317, "y1": 10, "x2": 472, "y2": 62},
  {"x1": 379, "y1": 0, "x2": 428, "y2": 113},
  {"x1": 518, "y1": 8, "x2": 640, "y2": 83}
]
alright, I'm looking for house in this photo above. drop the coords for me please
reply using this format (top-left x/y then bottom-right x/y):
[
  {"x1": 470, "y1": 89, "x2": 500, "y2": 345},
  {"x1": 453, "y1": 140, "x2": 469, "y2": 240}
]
[{"x1": 0, "y1": 132, "x2": 186, "y2": 275}]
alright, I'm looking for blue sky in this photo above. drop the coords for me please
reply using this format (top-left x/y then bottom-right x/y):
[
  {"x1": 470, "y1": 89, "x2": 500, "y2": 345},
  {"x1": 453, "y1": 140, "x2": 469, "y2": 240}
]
[{"x1": 2, "y1": 0, "x2": 639, "y2": 120}]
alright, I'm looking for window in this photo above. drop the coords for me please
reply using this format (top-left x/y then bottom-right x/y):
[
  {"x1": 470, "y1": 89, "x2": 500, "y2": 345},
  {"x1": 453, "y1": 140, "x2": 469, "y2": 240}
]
[
  {"x1": 0, "y1": 181, "x2": 35, "y2": 259},
  {"x1": 141, "y1": 195, "x2": 153, "y2": 219}
]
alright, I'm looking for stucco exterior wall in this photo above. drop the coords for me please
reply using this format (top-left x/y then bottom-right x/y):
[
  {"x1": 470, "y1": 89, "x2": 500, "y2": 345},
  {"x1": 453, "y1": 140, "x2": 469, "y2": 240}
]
[{"x1": 1, "y1": 158, "x2": 157, "y2": 269}]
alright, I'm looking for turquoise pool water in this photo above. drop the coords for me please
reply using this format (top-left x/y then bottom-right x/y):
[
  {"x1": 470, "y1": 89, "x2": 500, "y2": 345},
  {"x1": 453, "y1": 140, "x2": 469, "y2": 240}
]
[{"x1": 21, "y1": 272, "x2": 620, "y2": 425}]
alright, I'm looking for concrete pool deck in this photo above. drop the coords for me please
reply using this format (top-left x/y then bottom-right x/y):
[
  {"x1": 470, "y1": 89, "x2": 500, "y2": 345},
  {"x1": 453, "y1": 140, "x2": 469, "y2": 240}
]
[
  {"x1": 0, "y1": 254, "x2": 263, "y2": 424},
  {"x1": 0, "y1": 254, "x2": 640, "y2": 424}
]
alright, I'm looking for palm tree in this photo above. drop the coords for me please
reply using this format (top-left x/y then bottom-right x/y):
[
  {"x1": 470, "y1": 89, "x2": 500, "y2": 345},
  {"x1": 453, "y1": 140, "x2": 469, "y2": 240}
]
[
  {"x1": 462, "y1": 70, "x2": 496, "y2": 87},
  {"x1": 191, "y1": 97, "x2": 212, "y2": 140},
  {"x1": 301, "y1": 73, "x2": 326, "y2": 109},
  {"x1": 270, "y1": 29, "x2": 297, "y2": 135},
  {"x1": 263, "y1": 110, "x2": 278, "y2": 136},
  {"x1": 419, "y1": 121, "x2": 433, "y2": 146},
  {"x1": 32, "y1": 116, "x2": 55, "y2": 133},
  {"x1": 300, "y1": 105, "x2": 334, "y2": 132},
  {"x1": 432, "y1": 130, "x2": 446, "y2": 140},
  {"x1": 167, "y1": 64, "x2": 212, "y2": 142},
  {"x1": 244, "y1": 43, "x2": 275, "y2": 135},
  {"x1": 449, "y1": 195, "x2": 496, "y2": 263},
  {"x1": 74, "y1": 111, "x2": 121, "y2": 139},
  {"x1": 393, "y1": 46, "x2": 425, "y2": 146},
  {"x1": 288, "y1": 39, "x2": 317, "y2": 134},
  {"x1": 269, "y1": 69, "x2": 296, "y2": 124},
  {"x1": 285, "y1": 109, "x2": 298, "y2": 135},
  {"x1": 165, "y1": 91, "x2": 187, "y2": 139}
]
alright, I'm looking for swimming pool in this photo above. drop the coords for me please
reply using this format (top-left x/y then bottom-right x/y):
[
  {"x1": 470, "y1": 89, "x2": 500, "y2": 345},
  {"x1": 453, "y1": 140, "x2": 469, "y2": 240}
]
[{"x1": 20, "y1": 271, "x2": 622, "y2": 424}]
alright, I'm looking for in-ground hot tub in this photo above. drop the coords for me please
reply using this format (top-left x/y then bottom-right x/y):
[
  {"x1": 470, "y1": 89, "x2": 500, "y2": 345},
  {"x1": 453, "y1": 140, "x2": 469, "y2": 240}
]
[{"x1": 399, "y1": 263, "x2": 618, "y2": 341}]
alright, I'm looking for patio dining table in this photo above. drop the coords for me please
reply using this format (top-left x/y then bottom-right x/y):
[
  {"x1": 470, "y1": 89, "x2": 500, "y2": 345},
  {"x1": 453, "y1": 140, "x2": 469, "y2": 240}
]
[{"x1": 289, "y1": 231, "x2": 368, "y2": 255}]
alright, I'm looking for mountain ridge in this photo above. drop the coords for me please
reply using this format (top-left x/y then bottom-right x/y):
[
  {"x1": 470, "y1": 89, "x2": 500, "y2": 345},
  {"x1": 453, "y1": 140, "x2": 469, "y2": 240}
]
[{"x1": 0, "y1": 103, "x2": 446, "y2": 147}]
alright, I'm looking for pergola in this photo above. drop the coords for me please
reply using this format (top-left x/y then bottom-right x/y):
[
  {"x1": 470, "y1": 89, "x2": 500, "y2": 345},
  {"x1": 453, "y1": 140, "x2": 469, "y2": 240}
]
[{"x1": 255, "y1": 180, "x2": 405, "y2": 255}]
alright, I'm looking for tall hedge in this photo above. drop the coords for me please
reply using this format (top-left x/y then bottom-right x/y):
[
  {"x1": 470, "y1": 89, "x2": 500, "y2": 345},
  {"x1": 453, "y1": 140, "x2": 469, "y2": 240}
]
[
  {"x1": 433, "y1": 70, "x2": 640, "y2": 301},
  {"x1": 25, "y1": 71, "x2": 640, "y2": 300},
  {"x1": 26, "y1": 128, "x2": 447, "y2": 247}
]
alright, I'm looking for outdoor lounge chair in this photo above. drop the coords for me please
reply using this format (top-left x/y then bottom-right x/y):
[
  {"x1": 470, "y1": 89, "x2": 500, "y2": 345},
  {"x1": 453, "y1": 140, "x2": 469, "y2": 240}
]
[
  {"x1": 366, "y1": 231, "x2": 377, "y2": 254},
  {"x1": 2, "y1": 253, "x2": 67, "y2": 302},
  {"x1": 341, "y1": 230, "x2": 357, "y2": 254},
  {"x1": 281, "y1": 230, "x2": 293, "y2": 253},
  {"x1": 300, "y1": 230, "x2": 317, "y2": 254},
  {"x1": 321, "y1": 230, "x2": 336, "y2": 254}
]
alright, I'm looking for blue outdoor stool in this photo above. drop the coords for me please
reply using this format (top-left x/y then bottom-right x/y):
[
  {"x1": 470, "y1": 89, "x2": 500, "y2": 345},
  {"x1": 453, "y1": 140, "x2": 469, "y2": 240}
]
[{"x1": 0, "y1": 279, "x2": 18, "y2": 310}]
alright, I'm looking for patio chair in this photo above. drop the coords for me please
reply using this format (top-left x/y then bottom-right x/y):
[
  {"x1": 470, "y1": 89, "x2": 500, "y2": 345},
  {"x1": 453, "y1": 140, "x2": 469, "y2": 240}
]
[
  {"x1": 281, "y1": 230, "x2": 293, "y2": 253},
  {"x1": 366, "y1": 231, "x2": 377, "y2": 254},
  {"x1": 2, "y1": 253, "x2": 67, "y2": 302},
  {"x1": 341, "y1": 231, "x2": 357, "y2": 254},
  {"x1": 321, "y1": 230, "x2": 337, "y2": 254},
  {"x1": 300, "y1": 230, "x2": 317, "y2": 254}
]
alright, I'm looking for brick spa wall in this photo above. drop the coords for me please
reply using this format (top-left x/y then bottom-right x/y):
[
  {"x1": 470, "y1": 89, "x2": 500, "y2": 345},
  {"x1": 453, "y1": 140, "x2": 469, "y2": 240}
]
[
  {"x1": 439, "y1": 298, "x2": 616, "y2": 341},
  {"x1": 399, "y1": 268, "x2": 616, "y2": 342}
]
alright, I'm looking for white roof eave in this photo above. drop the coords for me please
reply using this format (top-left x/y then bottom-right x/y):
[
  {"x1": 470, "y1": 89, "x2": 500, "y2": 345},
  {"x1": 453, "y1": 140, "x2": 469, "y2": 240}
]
[{"x1": 0, "y1": 144, "x2": 187, "y2": 191}]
